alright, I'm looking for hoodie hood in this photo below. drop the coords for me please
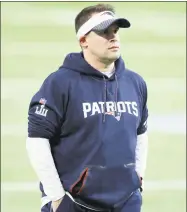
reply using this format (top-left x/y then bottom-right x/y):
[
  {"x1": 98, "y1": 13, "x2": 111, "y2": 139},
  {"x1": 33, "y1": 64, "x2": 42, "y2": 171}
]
[{"x1": 62, "y1": 52, "x2": 126, "y2": 79}]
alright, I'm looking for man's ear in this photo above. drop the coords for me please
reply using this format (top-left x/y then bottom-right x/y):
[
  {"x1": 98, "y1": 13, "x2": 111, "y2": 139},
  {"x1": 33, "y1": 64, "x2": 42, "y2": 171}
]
[{"x1": 79, "y1": 36, "x2": 88, "y2": 49}]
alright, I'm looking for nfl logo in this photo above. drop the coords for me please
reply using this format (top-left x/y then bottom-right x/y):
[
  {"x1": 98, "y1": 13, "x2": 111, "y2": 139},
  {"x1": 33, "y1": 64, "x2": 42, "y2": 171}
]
[
  {"x1": 39, "y1": 98, "x2": 47, "y2": 105},
  {"x1": 114, "y1": 112, "x2": 121, "y2": 121},
  {"x1": 105, "y1": 111, "x2": 121, "y2": 121}
]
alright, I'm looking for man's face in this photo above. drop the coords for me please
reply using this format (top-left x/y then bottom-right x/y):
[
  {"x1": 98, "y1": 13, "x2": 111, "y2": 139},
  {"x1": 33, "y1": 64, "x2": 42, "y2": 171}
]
[{"x1": 82, "y1": 23, "x2": 121, "y2": 63}]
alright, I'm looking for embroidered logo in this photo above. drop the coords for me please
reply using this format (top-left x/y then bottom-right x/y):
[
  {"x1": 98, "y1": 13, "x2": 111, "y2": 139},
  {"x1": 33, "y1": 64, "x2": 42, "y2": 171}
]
[{"x1": 35, "y1": 98, "x2": 48, "y2": 117}]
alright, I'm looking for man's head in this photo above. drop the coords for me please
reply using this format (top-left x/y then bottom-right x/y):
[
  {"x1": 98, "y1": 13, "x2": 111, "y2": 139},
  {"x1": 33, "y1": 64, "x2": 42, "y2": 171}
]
[{"x1": 75, "y1": 4, "x2": 130, "y2": 64}]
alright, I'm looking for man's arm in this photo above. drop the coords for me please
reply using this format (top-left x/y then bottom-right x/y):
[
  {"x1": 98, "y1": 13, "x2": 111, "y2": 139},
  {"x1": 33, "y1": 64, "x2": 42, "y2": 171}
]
[
  {"x1": 135, "y1": 132, "x2": 148, "y2": 180},
  {"x1": 26, "y1": 137, "x2": 65, "y2": 201},
  {"x1": 26, "y1": 73, "x2": 67, "y2": 211},
  {"x1": 136, "y1": 77, "x2": 149, "y2": 190}
]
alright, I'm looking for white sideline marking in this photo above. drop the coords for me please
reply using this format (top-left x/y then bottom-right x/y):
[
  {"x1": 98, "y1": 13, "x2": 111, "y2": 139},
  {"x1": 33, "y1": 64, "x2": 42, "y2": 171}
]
[
  {"x1": 1, "y1": 180, "x2": 186, "y2": 192},
  {"x1": 2, "y1": 42, "x2": 185, "y2": 57},
  {"x1": 1, "y1": 113, "x2": 186, "y2": 136},
  {"x1": 1, "y1": 78, "x2": 186, "y2": 101},
  {"x1": 2, "y1": 4, "x2": 185, "y2": 37},
  {"x1": 1, "y1": 78, "x2": 186, "y2": 135}
]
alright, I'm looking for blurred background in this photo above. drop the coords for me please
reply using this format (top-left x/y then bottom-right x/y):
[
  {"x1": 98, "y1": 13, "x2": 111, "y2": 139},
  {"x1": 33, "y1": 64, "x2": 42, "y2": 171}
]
[{"x1": 1, "y1": 2, "x2": 186, "y2": 212}]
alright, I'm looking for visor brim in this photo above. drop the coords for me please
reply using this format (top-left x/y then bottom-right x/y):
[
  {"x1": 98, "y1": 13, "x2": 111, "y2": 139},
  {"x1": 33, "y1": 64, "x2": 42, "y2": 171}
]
[{"x1": 92, "y1": 18, "x2": 130, "y2": 32}]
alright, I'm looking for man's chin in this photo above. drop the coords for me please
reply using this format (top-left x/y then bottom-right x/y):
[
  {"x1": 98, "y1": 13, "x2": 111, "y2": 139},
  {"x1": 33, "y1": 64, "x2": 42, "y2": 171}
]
[
  {"x1": 100, "y1": 52, "x2": 121, "y2": 64},
  {"x1": 108, "y1": 52, "x2": 121, "y2": 61}
]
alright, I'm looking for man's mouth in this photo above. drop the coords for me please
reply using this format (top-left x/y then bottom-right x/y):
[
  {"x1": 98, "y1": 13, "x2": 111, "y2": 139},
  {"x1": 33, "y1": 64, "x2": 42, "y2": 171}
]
[{"x1": 108, "y1": 45, "x2": 120, "y2": 49}]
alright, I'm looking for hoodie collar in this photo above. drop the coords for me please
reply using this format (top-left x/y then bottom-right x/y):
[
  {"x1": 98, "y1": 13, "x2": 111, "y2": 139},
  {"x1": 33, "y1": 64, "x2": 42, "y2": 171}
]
[{"x1": 62, "y1": 52, "x2": 126, "y2": 80}]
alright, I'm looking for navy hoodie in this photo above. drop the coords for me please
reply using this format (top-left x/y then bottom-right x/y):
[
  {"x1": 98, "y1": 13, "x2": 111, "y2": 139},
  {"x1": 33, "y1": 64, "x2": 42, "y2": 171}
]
[{"x1": 28, "y1": 52, "x2": 148, "y2": 209}]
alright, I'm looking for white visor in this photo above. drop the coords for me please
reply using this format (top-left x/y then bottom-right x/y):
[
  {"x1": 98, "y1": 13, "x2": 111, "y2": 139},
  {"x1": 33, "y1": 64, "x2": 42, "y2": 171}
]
[{"x1": 76, "y1": 11, "x2": 130, "y2": 40}]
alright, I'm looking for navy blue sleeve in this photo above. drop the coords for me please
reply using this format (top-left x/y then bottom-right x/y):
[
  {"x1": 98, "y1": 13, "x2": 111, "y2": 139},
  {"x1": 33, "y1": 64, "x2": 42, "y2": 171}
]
[
  {"x1": 137, "y1": 79, "x2": 148, "y2": 135},
  {"x1": 28, "y1": 73, "x2": 64, "y2": 139}
]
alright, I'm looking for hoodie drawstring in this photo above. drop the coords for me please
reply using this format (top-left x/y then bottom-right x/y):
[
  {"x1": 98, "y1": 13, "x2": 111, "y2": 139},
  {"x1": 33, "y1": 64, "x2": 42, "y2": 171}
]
[
  {"x1": 102, "y1": 74, "x2": 119, "y2": 123},
  {"x1": 103, "y1": 76, "x2": 107, "y2": 123},
  {"x1": 115, "y1": 74, "x2": 119, "y2": 115}
]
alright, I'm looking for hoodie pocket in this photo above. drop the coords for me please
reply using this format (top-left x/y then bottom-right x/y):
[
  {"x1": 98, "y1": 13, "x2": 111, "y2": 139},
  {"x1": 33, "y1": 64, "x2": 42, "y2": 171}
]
[{"x1": 70, "y1": 165, "x2": 141, "y2": 208}]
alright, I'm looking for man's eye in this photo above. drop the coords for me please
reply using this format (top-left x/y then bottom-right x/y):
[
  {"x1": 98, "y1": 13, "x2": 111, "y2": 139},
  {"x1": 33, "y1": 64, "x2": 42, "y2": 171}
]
[
  {"x1": 114, "y1": 28, "x2": 119, "y2": 33},
  {"x1": 103, "y1": 29, "x2": 109, "y2": 34}
]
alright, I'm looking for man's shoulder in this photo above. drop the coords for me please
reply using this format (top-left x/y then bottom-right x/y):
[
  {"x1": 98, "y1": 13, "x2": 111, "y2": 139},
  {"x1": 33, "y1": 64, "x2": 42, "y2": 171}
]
[
  {"x1": 124, "y1": 68, "x2": 148, "y2": 95},
  {"x1": 43, "y1": 66, "x2": 78, "y2": 85},
  {"x1": 125, "y1": 68, "x2": 146, "y2": 84}
]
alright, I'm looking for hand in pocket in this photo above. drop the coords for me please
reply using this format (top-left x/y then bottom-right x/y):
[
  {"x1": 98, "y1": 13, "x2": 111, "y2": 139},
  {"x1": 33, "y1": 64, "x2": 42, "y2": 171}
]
[{"x1": 52, "y1": 198, "x2": 63, "y2": 212}]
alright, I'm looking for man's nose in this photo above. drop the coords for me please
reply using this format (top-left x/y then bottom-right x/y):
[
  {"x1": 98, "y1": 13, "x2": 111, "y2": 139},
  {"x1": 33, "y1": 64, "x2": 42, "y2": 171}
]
[
  {"x1": 109, "y1": 33, "x2": 118, "y2": 41},
  {"x1": 108, "y1": 31, "x2": 118, "y2": 40}
]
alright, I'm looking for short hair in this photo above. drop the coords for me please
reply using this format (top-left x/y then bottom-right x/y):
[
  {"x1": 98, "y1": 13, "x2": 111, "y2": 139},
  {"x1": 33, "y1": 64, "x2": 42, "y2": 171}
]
[{"x1": 75, "y1": 4, "x2": 115, "y2": 33}]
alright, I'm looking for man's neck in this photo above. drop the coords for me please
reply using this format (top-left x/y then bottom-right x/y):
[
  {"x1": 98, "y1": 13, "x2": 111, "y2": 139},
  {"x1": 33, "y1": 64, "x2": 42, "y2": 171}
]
[{"x1": 83, "y1": 52, "x2": 115, "y2": 73}]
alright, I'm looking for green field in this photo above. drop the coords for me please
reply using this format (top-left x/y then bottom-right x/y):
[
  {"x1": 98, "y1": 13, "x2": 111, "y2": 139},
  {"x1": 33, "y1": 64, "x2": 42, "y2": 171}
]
[{"x1": 1, "y1": 2, "x2": 186, "y2": 212}]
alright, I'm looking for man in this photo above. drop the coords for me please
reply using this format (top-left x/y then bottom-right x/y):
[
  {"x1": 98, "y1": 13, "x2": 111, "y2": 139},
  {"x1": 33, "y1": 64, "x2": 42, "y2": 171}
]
[{"x1": 26, "y1": 3, "x2": 148, "y2": 212}]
